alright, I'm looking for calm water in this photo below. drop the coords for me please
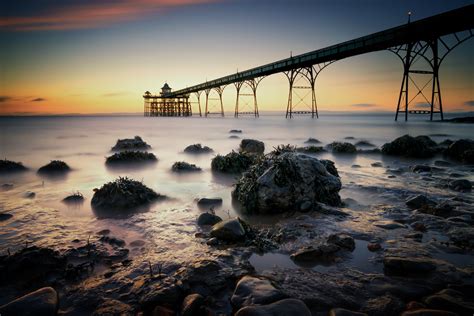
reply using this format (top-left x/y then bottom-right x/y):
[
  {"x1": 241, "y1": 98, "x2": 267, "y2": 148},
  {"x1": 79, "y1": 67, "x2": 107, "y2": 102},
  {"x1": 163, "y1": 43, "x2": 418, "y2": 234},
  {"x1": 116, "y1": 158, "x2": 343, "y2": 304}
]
[{"x1": 1, "y1": 113, "x2": 473, "y2": 272}]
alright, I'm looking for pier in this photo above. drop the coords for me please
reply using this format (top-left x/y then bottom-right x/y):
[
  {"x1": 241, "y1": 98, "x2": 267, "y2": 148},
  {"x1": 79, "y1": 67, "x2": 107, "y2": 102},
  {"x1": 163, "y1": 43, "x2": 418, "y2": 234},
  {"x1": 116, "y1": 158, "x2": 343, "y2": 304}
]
[{"x1": 144, "y1": 5, "x2": 473, "y2": 121}]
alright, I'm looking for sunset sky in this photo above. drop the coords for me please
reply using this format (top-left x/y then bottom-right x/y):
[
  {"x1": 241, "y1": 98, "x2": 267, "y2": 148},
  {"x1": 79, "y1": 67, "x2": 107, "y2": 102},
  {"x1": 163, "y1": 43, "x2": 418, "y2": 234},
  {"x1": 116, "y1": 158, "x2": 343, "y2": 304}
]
[{"x1": 1, "y1": 0, "x2": 473, "y2": 115}]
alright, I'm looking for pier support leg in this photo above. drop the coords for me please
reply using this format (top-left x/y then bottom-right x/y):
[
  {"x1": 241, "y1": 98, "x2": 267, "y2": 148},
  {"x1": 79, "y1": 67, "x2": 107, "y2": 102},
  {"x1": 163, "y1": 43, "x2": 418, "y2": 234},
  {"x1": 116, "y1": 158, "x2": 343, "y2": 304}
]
[
  {"x1": 234, "y1": 78, "x2": 263, "y2": 118},
  {"x1": 195, "y1": 91, "x2": 202, "y2": 117}
]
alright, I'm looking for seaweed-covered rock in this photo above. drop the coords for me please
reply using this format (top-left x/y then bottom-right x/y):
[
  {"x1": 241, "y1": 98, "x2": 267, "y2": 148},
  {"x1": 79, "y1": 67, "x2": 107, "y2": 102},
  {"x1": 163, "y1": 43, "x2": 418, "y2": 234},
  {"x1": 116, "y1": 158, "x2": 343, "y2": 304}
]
[
  {"x1": 296, "y1": 146, "x2": 325, "y2": 154},
  {"x1": 62, "y1": 192, "x2": 85, "y2": 204},
  {"x1": 444, "y1": 139, "x2": 474, "y2": 164},
  {"x1": 232, "y1": 152, "x2": 342, "y2": 214},
  {"x1": 105, "y1": 151, "x2": 157, "y2": 164},
  {"x1": 327, "y1": 142, "x2": 357, "y2": 154},
  {"x1": 184, "y1": 143, "x2": 213, "y2": 154},
  {"x1": 91, "y1": 177, "x2": 163, "y2": 210},
  {"x1": 304, "y1": 138, "x2": 321, "y2": 144},
  {"x1": 0, "y1": 159, "x2": 28, "y2": 173},
  {"x1": 111, "y1": 136, "x2": 151, "y2": 151},
  {"x1": 381, "y1": 135, "x2": 437, "y2": 158},
  {"x1": 211, "y1": 151, "x2": 256, "y2": 173},
  {"x1": 355, "y1": 140, "x2": 375, "y2": 147},
  {"x1": 240, "y1": 139, "x2": 265, "y2": 154},
  {"x1": 37, "y1": 160, "x2": 71, "y2": 174},
  {"x1": 171, "y1": 161, "x2": 201, "y2": 172}
]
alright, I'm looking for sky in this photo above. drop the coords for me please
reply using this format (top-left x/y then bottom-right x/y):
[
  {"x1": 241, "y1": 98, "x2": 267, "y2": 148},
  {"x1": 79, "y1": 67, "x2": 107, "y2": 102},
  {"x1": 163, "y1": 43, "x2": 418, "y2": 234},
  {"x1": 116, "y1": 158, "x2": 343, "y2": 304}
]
[{"x1": 0, "y1": 0, "x2": 473, "y2": 115}]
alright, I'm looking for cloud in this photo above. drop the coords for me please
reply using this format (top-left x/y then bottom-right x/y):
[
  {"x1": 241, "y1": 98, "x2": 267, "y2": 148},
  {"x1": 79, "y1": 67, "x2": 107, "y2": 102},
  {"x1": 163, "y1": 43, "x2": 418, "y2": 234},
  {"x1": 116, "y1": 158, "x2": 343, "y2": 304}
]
[
  {"x1": 31, "y1": 98, "x2": 46, "y2": 102},
  {"x1": 464, "y1": 100, "x2": 474, "y2": 107},
  {"x1": 102, "y1": 92, "x2": 129, "y2": 97},
  {"x1": 0, "y1": 0, "x2": 220, "y2": 31},
  {"x1": 351, "y1": 103, "x2": 378, "y2": 108},
  {"x1": 0, "y1": 96, "x2": 12, "y2": 102}
]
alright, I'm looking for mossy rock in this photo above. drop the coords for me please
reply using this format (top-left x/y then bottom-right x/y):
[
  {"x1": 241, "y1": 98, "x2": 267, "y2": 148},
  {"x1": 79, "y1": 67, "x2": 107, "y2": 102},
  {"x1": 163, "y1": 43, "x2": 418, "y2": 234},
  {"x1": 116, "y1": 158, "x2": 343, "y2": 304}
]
[
  {"x1": 111, "y1": 136, "x2": 151, "y2": 151},
  {"x1": 105, "y1": 151, "x2": 157, "y2": 164},
  {"x1": 327, "y1": 142, "x2": 357, "y2": 154},
  {"x1": 38, "y1": 160, "x2": 70, "y2": 174},
  {"x1": 382, "y1": 135, "x2": 437, "y2": 158},
  {"x1": 0, "y1": 159, "x2": 28, "y2": 173},
  {"x1": 211, "y1": 151, "x2": 256, "y2": 173}
]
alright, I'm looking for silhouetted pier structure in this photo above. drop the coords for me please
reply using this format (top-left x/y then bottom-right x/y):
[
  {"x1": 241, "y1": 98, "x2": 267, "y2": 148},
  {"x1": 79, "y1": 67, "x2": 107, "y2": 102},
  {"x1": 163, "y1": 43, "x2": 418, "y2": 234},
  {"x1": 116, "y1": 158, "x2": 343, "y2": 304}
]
[
  {"x1": 144, "y1": 83, "x2": 191, "y2": 117},
  {"x1": 144, "y1": 5, "x2": 473, "y2": 121}
]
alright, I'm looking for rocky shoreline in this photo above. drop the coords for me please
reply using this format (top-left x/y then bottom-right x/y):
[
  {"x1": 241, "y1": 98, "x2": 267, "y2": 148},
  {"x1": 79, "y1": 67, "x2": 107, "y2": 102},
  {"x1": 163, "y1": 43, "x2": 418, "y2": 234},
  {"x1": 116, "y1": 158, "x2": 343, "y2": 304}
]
[{"x1": 1, "y1": 134, "x2": 473, "y2": 315}]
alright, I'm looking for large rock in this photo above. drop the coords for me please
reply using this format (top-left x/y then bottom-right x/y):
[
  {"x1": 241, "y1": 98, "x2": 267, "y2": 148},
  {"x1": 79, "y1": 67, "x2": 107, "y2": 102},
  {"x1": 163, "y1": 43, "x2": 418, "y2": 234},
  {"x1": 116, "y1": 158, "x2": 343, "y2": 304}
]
[
  {"x1": 235, "y1": 299, "x2": 311, "y2": 316},
  {"x1": 184, "y1": 143, "x2": 213, "y2": 154},
  {"x1": 290, "y1": 243, "x2": 340, "y2": 262},
  {"x1": 181, "y1": 293, "x2": 205, "y2": 316},
  {"x1": 444, "y1": 139, "x2": 474, "y2": 163},
  {"x1": 0, "y1": 287, "x2": 58, "y2": 316},
  {"x1": 211, "y1": 151, "x2": 256, "y2": 173},
  {"x1": 424, "y1": 288, "x2": 474, "y2": 314},
  {"x1": 92, "y1": 299, "x2": 133, "y2": 316},
  {"x1": 232, "y1": 152, "x2": 342, "y2": 214},
  {"x1": 111, "y1": 136, "x2": 151, "y2": 151},
  {"x1": 105, "y1": 151, "x2": 157, "y2": 164},
  {"x1": 140, "y1": 279, "x2": 182, "y2": 311},
  {"x1": 327, "y1": 142, "x2": 357, "y2": 154},
  {"x1": 171, "y1": 161, "x2": 201, "y2": 172},
  {"x1": 0, "y1": 159, "x2": 28, "y2": 173},
  {"x1": 210, "y1": 218, "x2": 246, "y2": 242},
  {"x1": 240, "y1": 139, "x2": 265, "y2": 154},
  {"x1": 197, "y1": 212, "x2": 222, "y2": 226},
  {"x1": 231, "y1": 276, "x2": 287, "y2": 309},
  {"x1": 382, "y1": 135, "x2": 437, "y2": 158},
  {"x1": 37, "y1": 160, "x2": 71, "y2": 174},
  {"x1": 91, "y1": 177, "x2": 164, "y2": 210}
]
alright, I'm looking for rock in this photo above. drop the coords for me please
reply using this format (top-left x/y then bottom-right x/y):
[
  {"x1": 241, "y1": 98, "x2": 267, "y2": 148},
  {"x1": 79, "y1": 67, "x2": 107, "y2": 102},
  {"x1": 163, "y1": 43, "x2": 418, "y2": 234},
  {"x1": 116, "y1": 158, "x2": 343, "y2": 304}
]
[
  {"x1": 206, "y1": 237, "x2": 219, "y2": 246},
  {"x1": 106, "y1": 151, "x2": 157, "y2": 164},
  {"x1": 197, "y1": 212, "x2": 222, "y2": 226},
  {"x1": 210, "y1": 218, "x2": 246, "y2": 242},
  {"x1": 374, "y1": 221, "x2": 405, "y2": 230},
  {"x1": 327, "y1": 142, "x2": 357, "y2": 154},
  {"x1": 434, "y1": 160, "x2": 452, "y2": 167},
  {"x1": 92, "y1": 299, "x2": 133, "y2": 316},
  {"x1": 327, "y1": 233, "x2": 355, "y2": 251},
  {"x1": 329, "y1": 308, "x2": 368, "y2": 316},
  {"x1": 99, "y1": 235, "x2": 126, "y2": 247},
  {"x1": 0, "y1": 213, "x2": 13, "y2": 221},
  {"x1": 171, "y1": 161, "x2": 201, "y2": 172},
  {"x1": 401, "y1": 309, "x2": 457, "y2": 316},
  {"x1": 447, "y1": 227, "x2": 474, "y2": 248},
  {"x1": 97, "y1": 229, "x2": 111, "y2": 235},
  {"x1": 24, "y1": 191, "x2": 36, "y2": 198},
  {"x1": 0, "y1": 287, "x2": 58, "y2": 316},
  {"x1": 181, "y1": 293, "x2": 205, "y2": 316},
  {"x1": 233, "y1": 152, "x2": 342, "y2": 214},
  {"x1": 304, "y1": 138, "x2": 321, "y2": 144},
  {"x1": 355, "y1": 140, "x2": 375, "y2": 147},
  {"x1": 449, "y1": 179, "x2": 472, "y2": 192},
  {"x1": 184, "y1": 143, "x2": 213, "y2": 154},
  {"x1": 91, "y1": 177, "x2": 164, "y2": 211},
  {"x1": 211, "y1": 151, "x2": 256, "y2": 173},
  {"x1": 230, "y1": 135, "x2": 240, "y2": 139},
  {"x1": 230, "y1": 129, "x2": 242, "y2": 133},
  {"x1": 290, "y1": 243, "x2": 340, "y2": 261},
  {"x1": 367, "y1": 243, "x2": 382, "y2": 252},
  {"x1": 352, "y1": 164, "x2": 361, "y2": 168},
  {"x1": 381, "y1": 135, "x2": 437, "y2": 158},
  {"x1": 363, "y1": 294, "x2": 404, "y2": 316},
  {"x1": 111, "y1": 136, "x2": 151, "y2": 151},
  {"x1": 371, "y1": 162, "x2": 383, "y2": 167},
  {"x1": 345, "y1": 137, "x2": 355, "y2": 140},
  {"x1": 412, "y1": 165, "x2": 432, "y2": 173},
  {"x1": 152, "y1": 305, "x2": 175, "y2": 316},
  {"x1": 321, "y1": 159, "x2": 340, "y2": 177},
  {"x1": 296, "y1": 146, "x2": 325, "y2": 154},
  {"x1": 240, "y1": 139, "x2": 265, "y2": 154},
  {"x1": 235, "y1": 299, "x2": 311, "y2": 316},
  {"x1": 37, "y1": 160, "x2": 71, "y2": 174},
  {"x1": 444, "y1": 139, "x2": 474, "y2": 163},
  {"x1": 424, "y1": 289, "x2": 474, "y2": 314},
  {"x1": 196, "y1": 197, "x2": 223, "y2": 207},
  {"x1": 406, "y1": 195, "x2": 436, "y2": 209},
  {"x1": 62, "y1": 192, "x2": 85, "y2": 204},
  {"x1": 383, "y1": 257, "x2": 436, "y2": 275},
  {"x1": 1, "y1": 183, "x2": 14, "y2": 190},
  {"x1": 231, "y1": 276, "x2": 287, "y2": 309},
  {"x1": 0, "y1": 159, "x2": 28, "y2": 173},
  {"x1": 130, "y1": 240, "x2": 145, "y2": 247},
  {"x1": 140, "y1": 279, "x2": 182, "y2": 311}
]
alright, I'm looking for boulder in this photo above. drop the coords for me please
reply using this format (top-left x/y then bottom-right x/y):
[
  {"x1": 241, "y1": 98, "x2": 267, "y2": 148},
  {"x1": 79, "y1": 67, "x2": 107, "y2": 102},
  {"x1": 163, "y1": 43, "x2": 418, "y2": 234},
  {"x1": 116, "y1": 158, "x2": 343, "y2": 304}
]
[
  {"x1": 171, "y1": 161, "x2": 201, "y2": 172},
  {"x1": 181, "y1": 293, "x2": 205, "y2": 316},
  {"x1": 197, "y1": 213, "x2": 222, "y2": 226},
  {"x1": 327, "y1": 233, "x2": 355, "y2": 251},
  {"x1": 91, "y1": 177, "x2": 164, "y2": 210},
  {"x1": 196, "y1": 197, "x2": 223, "y2": 207},
  {"x1": 105, "y1": 151, "x2": 157, "y2": 164},
  {"x1": 296, "y1": 146, "x2": 325, "y2": 154},
  {"x1": 231, "y1": 276, "x2": 287, "y2": 309},
  {"x1": 304, "y1": 137, "x2": 321, "y2": 144},
  {"x1": 210, "y1": 218, "x2": 246, "y2": 242},
  {"x1": 424, "y1": 289, "x2": 474, "y2": 315},
  {"x1": 0, "y1": 287, "x2": 58, "y2": 316},
  {"x1": 0, "y1": 159, "x2": 28, "y2": 173},
  {"x1": 211, "y1": 151, "x2": 256, "y2": 173},
  {"x1": 362, "y1": 294, "x2": 404, "y2": 316},
  {"x1": 235, "y1": 299, "x2": 311, "y2": 316},
  {"x1": 62, "y1": 192, "x2": 85, "y2": 204},
  {"x1": 327, "y1": 142, "x2": 357, "y2": 154},
  {"x1": 290, "y1": 243, "x2": 340, "y2": 262},
  {"x1": 381, "y1": 135, "x2": 437, "y2": 158},
  {"x1": 371, "y1": 162, "x2": 383, "y2": 167},
  {"x1": 140, "y1": 279, "x2": 182, "y2": 311},
  {"x1": 111, "y1": 136, "x2": 151, "y2": 151},
  {"x1": 232, "y1": 152, "x2": 342, "y2": 214},
  {"x1": 37, "y1": 160, "x2": 70, "y2": 174},
  {"x1": 406, "y1": 195, "x2": 436, "y2": 209},
  {"x1": 444, "y1": 139, "x2": 474, "y2": 163},
  {"x1": 184, "y1": 144, "x2": 213, "y2": 154},
  {"x1": 449, "y1": 179, "x2": 472, "y2": 192},
  {"x1": 240, "y1": 139, "x2": 265, "y2": 154},
  {"x1": 383, "y1": 257, "x2": 436, "y2": 275},
  {"x1": 92, "y1": 299, "x2": 133, "y2": 316},
  {"x1": 355, "y1": 140, "x2": 375, "y2": 147}
]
